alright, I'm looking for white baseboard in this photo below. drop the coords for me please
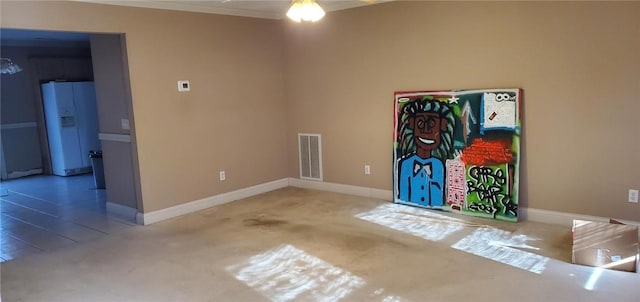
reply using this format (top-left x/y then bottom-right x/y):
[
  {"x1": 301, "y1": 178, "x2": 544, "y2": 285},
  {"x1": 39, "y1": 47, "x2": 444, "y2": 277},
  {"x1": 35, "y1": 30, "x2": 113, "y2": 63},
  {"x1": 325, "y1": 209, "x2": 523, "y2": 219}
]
[
  {"x1": 137, "y1": 178, "x2": 289, "y2": 225},
  {"x1": 287, "y1": 178, "x2": 639, "y2": 227},
  {"x1": 106, "y1": 202, "x2": 138, "y2": 222},
  {"x1": 133, "y1": 176, "x2": 640, "y2": 228},
  {"x1": 521, "y1": 207, "x2": 640, "y2": 227},
  {"x1": 6, "y1": 168, "x2": 43, "y2": 180},
  {"x1": 288, "y1": 178, "x2": 393, "y2": 201}
]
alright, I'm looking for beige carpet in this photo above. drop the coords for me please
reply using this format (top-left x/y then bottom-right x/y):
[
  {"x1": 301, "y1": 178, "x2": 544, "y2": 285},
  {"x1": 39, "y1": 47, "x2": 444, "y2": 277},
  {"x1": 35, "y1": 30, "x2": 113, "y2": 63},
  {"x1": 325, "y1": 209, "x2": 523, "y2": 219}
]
[{"x1": 1, "y1": 187, "x2": 638, "y2": 301}]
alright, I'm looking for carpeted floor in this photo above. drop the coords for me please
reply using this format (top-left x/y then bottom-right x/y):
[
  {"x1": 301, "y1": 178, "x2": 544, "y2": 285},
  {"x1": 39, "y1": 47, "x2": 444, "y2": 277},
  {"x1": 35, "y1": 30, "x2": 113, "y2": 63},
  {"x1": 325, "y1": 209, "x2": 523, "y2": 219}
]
[{"x1": 1, "y1": 187, "x2": 638, "y2": 301}]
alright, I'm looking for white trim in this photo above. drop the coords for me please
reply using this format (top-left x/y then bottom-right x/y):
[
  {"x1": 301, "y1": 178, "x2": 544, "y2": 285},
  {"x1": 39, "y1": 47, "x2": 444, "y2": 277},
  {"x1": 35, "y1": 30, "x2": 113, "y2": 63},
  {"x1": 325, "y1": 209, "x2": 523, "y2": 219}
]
[
  {"x1": 0, "y1": 122, "x2": 37, "y2": 130},
  {"x1": 71, "y1": 0, "x2": 395, "y2": 20},
  {"x1": 287, "y1": 178, "x2": 640, "y2": 227},
  {"x1": 288, "y1": 178, "x2": 393, "y2": 201},
  {"x1": 136, "y1": 178, "x2": 289, "y2": 225},
  {"x1": 98, "y1": 133, "x2": 131, "y2": 143},
  {"x1": 298, "y1": 134, "x2": 304, "y2": 179},
  {"x1": 72, "y1": 0, "x2": 283, "y2": 19},
  {"x1": 520, "y1": 207, "x2": 640, "y2": 228},
  {"x1": 6, "y1": 168, "x2": 43, "y2": 179},
  {"x1": 130, "y1": 175, "x2": 640, "y2": 228},
  {"x1": 106, "y1": 202, "x2": 138, "y2": 222}
]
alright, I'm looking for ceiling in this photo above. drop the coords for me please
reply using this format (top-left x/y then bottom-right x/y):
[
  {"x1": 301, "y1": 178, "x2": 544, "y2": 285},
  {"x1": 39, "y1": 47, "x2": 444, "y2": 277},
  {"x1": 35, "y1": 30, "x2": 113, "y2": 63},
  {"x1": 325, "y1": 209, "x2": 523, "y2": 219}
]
[
  {"x1": 74, "y1": 0, "x2": 391, "y2": 20},
  {"x1": 0, "y1": 1, "x2": 390, "y2": 47},
  {"x1": 1, "y1": 28, "x2": 91, "y2": 48}
]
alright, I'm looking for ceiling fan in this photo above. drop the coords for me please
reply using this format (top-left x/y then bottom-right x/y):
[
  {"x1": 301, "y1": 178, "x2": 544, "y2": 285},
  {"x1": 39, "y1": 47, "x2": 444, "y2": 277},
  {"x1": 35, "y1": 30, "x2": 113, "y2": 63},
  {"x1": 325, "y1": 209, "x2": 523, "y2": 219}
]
[
  {"x1": 221, "y1": 0, "x2": 378, "y2": 22},
  {"x1": 287, "y1": 0, "x2": 378, "y2": 22},
  {"x1": 286, "y1": 0, "x2": 326, "y2": 22}
]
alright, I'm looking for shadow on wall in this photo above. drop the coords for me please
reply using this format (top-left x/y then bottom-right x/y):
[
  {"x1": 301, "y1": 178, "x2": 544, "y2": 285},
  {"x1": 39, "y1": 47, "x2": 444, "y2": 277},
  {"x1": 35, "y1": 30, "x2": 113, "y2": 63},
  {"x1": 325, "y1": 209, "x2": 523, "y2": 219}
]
[{"x1": 518, "y1": 90, "x2": 529, "y2": 210}]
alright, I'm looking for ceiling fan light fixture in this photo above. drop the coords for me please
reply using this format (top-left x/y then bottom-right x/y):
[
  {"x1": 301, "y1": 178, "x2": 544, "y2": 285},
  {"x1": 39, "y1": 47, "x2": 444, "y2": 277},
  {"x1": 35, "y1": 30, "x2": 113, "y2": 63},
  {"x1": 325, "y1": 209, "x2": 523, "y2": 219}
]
[{"x1": 287, "y1": 0, "x2": 325, "y2": 23}]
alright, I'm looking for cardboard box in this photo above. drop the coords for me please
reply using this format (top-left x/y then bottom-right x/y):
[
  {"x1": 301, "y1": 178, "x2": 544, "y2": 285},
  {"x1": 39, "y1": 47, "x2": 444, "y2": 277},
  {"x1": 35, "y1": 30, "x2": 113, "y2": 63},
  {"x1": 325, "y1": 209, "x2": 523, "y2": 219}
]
[{"x1": 572, "y1": 219, "x2": 639, "y2": 273}]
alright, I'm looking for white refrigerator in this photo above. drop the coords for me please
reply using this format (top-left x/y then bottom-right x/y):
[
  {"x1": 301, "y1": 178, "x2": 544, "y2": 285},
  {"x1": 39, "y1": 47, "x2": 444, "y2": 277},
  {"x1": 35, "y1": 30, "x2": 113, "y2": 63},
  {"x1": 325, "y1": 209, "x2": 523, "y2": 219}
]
[{"x1": 42, "y1": 81, "x2": 101, "y2": 176}]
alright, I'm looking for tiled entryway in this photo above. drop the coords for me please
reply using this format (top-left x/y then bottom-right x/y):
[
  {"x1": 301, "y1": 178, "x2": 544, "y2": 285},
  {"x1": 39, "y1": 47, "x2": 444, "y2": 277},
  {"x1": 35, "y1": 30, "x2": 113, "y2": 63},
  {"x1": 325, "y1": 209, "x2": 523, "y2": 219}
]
[{"x1": 0, "y1": 174, "x2": 137, "y2": 262}]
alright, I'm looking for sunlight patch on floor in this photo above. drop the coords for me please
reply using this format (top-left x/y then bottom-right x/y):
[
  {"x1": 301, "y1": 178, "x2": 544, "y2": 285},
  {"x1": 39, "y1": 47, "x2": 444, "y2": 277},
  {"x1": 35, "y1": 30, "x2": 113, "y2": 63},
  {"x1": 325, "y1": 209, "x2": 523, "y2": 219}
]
[
  {"x1": 226, "y1": 244, "x2": 365, "y2": 302},
  {"x1": 452, "y1": 227, "x2": 549, "y2": 274},
  {"x1": 356, "y1": 204, "x2": 549, "y2": 274},
  {"x1": 355, "y1": 203, "x2": 465, "y2": 241},
  {"x1": 583, "y1": 267, "x2": 603, "y2": 291}
]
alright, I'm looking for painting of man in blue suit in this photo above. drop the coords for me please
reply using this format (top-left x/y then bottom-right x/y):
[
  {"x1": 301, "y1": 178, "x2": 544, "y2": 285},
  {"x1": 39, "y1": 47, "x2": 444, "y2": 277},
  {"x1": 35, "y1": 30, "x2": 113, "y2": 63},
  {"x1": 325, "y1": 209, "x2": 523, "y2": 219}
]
[{"x1": 396, "y1": 99, "x2": 454, "y2": 207}]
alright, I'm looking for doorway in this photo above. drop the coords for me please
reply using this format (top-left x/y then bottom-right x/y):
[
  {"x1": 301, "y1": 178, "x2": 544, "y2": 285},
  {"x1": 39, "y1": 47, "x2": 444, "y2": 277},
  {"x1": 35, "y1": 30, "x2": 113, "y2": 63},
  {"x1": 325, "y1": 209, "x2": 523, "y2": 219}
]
[{"x1": 0, "y1": 29, "x2": 141, "y2": 262}]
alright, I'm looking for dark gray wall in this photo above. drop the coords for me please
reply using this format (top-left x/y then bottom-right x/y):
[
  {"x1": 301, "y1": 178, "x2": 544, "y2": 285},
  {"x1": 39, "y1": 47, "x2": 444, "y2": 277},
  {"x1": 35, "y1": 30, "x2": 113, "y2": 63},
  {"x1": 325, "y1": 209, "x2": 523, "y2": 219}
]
[
  {"x1": 0, "y1": 45, "x2": 92, "y2": 179},
  {"x1": 90, "y1": 34, "x2": 140, "y2": 210}
]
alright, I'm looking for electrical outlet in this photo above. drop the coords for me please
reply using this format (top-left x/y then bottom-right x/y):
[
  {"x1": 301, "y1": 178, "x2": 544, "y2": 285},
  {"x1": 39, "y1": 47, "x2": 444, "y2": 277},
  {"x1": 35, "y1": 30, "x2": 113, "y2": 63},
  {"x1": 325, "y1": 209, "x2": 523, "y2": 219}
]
[
  {"x1": 219, "y1": 171, "x2": 226, "y2": 181},
  {"x1": 364, "y1": 165, "x2": 371, "y2": 175},
  {"x1": 629, "y1": 189, "x2": 639, "y2": 203},
  {"x1": 121, "y1": 119, "x2": 130, "y2": 130},
  {"x1": 177, "y1": 80, "x2": 190, "y2": 92}
]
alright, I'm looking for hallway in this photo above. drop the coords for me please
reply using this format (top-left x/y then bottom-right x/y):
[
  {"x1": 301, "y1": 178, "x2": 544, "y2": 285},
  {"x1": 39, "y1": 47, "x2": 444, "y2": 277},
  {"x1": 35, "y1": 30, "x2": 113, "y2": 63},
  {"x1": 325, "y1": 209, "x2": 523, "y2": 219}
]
[{"x1": 0, "y1": 174, "x2": 136, "y2": 262}]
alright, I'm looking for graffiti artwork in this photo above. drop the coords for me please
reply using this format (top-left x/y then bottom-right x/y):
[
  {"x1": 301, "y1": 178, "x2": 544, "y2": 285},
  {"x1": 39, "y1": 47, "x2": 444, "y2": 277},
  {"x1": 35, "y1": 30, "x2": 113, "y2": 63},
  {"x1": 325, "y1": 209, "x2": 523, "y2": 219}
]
[{"x1": 394, "y1": 89, "x2": 522, "y2": 222}]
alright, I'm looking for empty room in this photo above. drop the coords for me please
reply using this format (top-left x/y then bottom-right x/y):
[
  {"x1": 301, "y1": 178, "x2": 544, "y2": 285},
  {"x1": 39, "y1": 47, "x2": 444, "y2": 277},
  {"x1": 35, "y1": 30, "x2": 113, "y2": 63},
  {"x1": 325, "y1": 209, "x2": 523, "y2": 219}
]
[{"x1": 1, "y1": 1, "x2": 639, "y2": 301}]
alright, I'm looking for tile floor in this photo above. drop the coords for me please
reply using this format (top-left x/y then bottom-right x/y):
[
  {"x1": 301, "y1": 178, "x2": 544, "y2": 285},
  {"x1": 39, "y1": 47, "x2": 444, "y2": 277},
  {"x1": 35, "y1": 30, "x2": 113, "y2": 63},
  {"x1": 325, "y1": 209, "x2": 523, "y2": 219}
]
[{"x1": 0, "y1": 174, "x2": 137, "y2": 262}]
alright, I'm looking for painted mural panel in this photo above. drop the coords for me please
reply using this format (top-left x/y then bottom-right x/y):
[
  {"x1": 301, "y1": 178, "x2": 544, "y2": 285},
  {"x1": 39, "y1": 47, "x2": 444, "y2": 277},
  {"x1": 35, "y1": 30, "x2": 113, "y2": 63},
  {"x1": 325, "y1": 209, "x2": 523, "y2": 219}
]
[{"x1": 393, "y1": 89, "x2": 521, "y2": 222}]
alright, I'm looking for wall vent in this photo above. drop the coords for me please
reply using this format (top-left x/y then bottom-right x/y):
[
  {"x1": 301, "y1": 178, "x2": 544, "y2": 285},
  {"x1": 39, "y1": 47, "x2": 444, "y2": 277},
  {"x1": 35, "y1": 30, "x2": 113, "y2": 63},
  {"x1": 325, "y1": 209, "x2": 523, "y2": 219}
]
[{"x1": 298, "y1": 133, "x2": 322, "y2": 181}]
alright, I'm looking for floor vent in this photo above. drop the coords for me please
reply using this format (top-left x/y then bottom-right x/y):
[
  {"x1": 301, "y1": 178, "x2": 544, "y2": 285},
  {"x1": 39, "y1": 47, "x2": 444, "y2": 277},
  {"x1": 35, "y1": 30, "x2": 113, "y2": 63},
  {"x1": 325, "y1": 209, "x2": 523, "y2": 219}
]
[{"x1": 298, "y1": 133, "x2": 322, "y2": 181}]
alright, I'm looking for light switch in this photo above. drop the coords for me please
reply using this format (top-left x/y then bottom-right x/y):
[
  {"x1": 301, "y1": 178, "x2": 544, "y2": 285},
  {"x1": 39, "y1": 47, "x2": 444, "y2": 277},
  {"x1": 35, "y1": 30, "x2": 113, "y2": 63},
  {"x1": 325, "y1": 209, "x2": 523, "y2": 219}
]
[
  {"x1": 177, "y1": 80, "x2": 190, "y2": 92},
  {"x1": 121, "y1": 119, "x2": 130, "y2": 130}
]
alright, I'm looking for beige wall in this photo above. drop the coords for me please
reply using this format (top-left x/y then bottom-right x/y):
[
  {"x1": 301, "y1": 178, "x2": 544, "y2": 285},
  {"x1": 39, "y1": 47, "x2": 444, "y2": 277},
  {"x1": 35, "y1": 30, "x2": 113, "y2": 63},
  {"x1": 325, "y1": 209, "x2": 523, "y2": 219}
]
[
  {"x1": 2, "y1": 1, "x2": 638, "y2": 221},
  {"x1": 284, "y1": 1, "x2": 640, "y2": 221},
  {"x1": 1, "y1": 1, "x2": 289, "y2": 212}
]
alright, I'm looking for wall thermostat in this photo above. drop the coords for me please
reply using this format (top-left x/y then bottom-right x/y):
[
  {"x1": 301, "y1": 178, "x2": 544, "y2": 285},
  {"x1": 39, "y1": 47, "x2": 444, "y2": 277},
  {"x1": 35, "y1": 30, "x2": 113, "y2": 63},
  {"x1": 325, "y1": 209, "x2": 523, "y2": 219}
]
[{"x1": 177, "y1": 80, "x2": 190, "y2": 92}]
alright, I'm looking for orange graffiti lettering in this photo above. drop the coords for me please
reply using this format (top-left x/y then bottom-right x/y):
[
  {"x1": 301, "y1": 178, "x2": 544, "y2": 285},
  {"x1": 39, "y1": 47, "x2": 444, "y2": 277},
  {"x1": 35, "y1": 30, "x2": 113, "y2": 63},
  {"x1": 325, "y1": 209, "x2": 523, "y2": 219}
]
[{"x1": 462, "y1": 138, "x2": 514, "y2": 166}]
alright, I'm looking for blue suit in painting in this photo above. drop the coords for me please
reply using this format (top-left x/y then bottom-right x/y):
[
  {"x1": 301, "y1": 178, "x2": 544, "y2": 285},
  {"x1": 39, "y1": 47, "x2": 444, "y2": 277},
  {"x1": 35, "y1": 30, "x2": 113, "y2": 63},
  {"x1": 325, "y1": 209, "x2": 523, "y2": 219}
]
[
  {"x1": 395, "y1": 100, "x2": 452, "y2": 208},
  {"x1": 398, "y1": 154, "x2": 444, "y2": 207}
]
